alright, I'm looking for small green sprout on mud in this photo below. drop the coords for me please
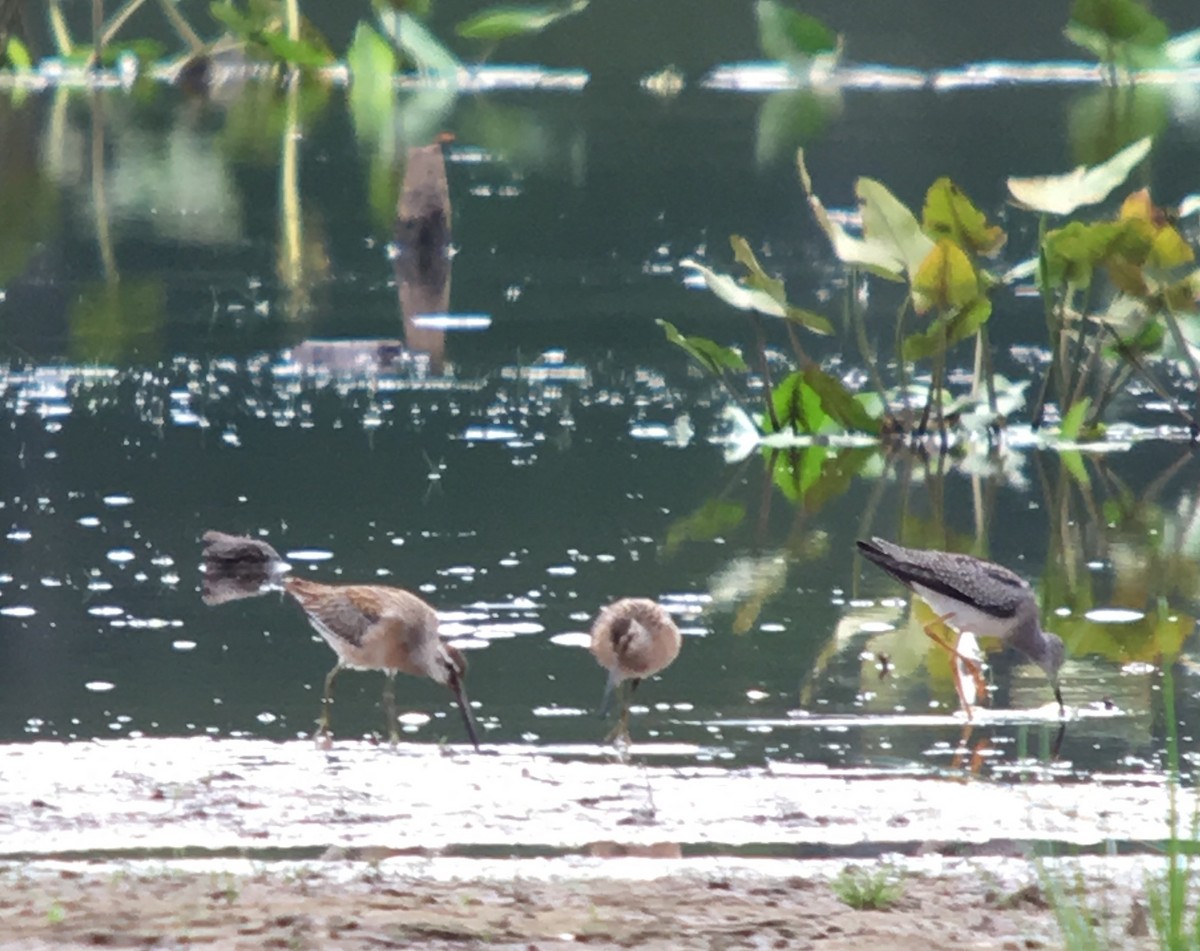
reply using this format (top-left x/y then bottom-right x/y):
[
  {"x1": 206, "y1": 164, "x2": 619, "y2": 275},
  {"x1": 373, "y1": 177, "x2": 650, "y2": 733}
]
[
  {"x1": 831, "y1": 864, "x2": 904, "y2": 911},
  {"x1": 45, "y1": 901, "x2": 66, "y2": 924}
]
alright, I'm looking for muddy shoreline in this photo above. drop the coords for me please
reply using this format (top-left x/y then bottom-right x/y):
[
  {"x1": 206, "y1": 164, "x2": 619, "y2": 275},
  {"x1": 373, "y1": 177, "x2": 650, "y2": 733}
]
[{"x1": 0, "y1": 738, "x2": 1177, "y2": 948}]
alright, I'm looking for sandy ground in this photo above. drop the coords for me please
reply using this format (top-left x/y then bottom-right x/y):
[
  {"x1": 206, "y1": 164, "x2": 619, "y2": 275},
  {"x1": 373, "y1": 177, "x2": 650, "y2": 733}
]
[{"x1": 0, "y1": 858, "x2": 1156, "y2": 950}]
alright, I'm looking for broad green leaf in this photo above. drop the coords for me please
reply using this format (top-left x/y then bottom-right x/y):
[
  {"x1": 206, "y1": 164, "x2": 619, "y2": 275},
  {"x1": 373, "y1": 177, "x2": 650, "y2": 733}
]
[
  {"x1": 755, "y1": 91, "x2": 838, "y2": 167},
  {"x1": 1148, "y1": 226, "x2": 1194, "y2": 270},
  {"x1": 783, "y1": 306, "x2": 834, "y2": 335},
  {"x1": 1064, "y1": 23, "x2": 1169, "y2": 68},
  {"x1": 349, "y1": 21, "x2": 397, "y2": 85},
  {"x1": 756, "y1": 0, "x2": 838, "y2": 64},
  {"x1": 921, "y1": 178, "x2": 1005, "y2": 257},
  {"x1": 657, "y1": 320, "x2": 748, "y2": 377},
  {"x1": 1069, "y1": 0, "x2": 1168, "y2": 48},
  {"x1": 766, "y1": 371, "x2": 826, "y2": 434},
  {"x1": 1060, "y1": 396, "x2": 1091, "y2": 441},
  {"x1": 731, "y1": 235, "x2": 786, "y2": 306},
  {"x1": 348, "y1": 23, "x2": 397, "y2": 157},
  {"x1": 665, "y1": 500, "x2": 746, "y2": 554},
  {"x1": 376, "y1": 10, "x2": 461, "y2": 74},
  {"x1": 457, "y1": 1, "x2": 588, "y2": 41},
  {"x1": 802, "y1": 366, "x2": 881, "y2": 435},
  {"x1": 797, "y1": 150, "x2": 904, "y2": 280},
  {"x1": 5, "y1": 37, "x2": 32, "y2": 71},
  {"x1": 1042, "y1": 220, "x2": 1123, "y2": 288},
  {"x1": 768, "y1": 446, "x2": 874, "y2": 510},
  {"x1": 902, "y1": 297, "x2": 992, "y2": 361},
  {"x1": 1007, "y1": 136, "x2": 1153, "y2": 216},
  {"x1": 912, "y1": 239, "x2": 979, "y2": 313},
  {"x1": 730, "y1": 235, "x2": 834, "y2": 335},
  {"x1": 857, "y1": 177, "x2": 935, "y2": 279},
  {"x1": 680, "y1": 259, "x2": 786, "y2": 318}
]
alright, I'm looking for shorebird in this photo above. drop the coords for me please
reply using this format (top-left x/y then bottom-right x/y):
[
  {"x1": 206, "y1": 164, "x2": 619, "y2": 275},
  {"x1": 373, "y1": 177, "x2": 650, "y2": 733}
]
[
  {"x1": 857, "y1": 537, "x2": 1065, "y2": 711},
  {"x1": 590, "y1": 598, "x2": 682, "y2": 741},
  {"x1": 284, "y1": 576, "x2": 481, "y2": 750}
]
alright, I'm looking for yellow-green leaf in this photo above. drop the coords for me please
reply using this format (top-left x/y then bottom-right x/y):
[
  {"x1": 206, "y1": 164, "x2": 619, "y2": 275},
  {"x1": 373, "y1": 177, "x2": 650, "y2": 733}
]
[
  {"x1": 912, "y1": 239, "x2": 979, "y2": 314},
  {"x1": 922, "y1": 177, "x2": 1005, "y2": 257}
]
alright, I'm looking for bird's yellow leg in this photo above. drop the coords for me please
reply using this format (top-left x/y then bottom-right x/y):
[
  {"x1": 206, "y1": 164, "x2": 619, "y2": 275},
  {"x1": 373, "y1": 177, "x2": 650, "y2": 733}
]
[
  {"x1": 317, "y1": 663, "x2": 341, "y2": 739},
  {"x1": 922, "y1": 612, "x2": 982, "y2": 721},
  {"x1": 382, "y1": 672, "x2": 399, "y2": 745}
]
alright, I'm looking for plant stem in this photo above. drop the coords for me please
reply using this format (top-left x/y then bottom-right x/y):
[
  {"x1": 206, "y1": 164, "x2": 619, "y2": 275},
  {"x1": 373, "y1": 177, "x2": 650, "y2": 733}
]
[
  {"x1": 100, "y1": 0, "x2": 151, "y2": 50},
  {"x1": 893, "y1": 294, "x2": 910, "y2": 413},
  {"x1": 849, "y1": 269, "x2": 890, "y2": 411},
  {"x1": 1161, "y1": 303, "x2": 1200, "y2": 430},
  {"x1": 750, "y1": 314, "x2": 781, "y2": 433},
  {"x1": 157, "y1": 0, "x2": 206, "y2": 53},
  {"x1": 48, "y1": 0, "x2": 73, "y2": 56},
  {"x1": 1094, "y1": 326, "x2": 1198, "y2": 433},
  {"x1": 285, "y1": 0, "x2": 300, "y2": 42}
]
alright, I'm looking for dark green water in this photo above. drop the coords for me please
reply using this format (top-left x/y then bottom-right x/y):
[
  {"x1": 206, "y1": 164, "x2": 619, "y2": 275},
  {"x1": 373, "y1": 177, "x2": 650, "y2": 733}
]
[{"x1": 2, "y1": 40, "x2": 1200, "y2": 782}]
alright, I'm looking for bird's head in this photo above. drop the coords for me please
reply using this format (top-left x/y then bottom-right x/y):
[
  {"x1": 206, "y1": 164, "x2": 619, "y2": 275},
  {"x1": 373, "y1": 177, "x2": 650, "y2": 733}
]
[{"x1": 439, "y1": 643, "x2": 480, "y2": 752}]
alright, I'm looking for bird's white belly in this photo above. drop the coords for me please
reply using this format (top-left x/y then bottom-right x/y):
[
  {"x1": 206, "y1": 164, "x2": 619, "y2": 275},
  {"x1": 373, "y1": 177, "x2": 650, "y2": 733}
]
[{"x1": 911, "y1": 583, "x2": 1012, "y2": 640}]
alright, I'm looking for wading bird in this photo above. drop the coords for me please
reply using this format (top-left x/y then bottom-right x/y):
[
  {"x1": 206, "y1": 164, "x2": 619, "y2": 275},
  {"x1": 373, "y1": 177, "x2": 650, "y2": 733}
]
[
  {"x1": 856, "y1": 537, "x2": 1065, "y2": 712},
  {"x1": 590, "y1": 598, "x2": 682, "y2": 742},
  {"x1": 283, "y1": 576, "x2": 481, "y2": 750}
]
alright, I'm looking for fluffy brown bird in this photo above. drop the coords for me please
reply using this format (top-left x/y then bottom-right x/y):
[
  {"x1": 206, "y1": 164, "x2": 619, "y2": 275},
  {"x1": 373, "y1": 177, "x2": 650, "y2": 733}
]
[
  {"x1": 284, "y1": 576, "x2": 481, "y2": 750},
  {"x1": 589, "y1": 598, "x2": 682, "y2": 740}
]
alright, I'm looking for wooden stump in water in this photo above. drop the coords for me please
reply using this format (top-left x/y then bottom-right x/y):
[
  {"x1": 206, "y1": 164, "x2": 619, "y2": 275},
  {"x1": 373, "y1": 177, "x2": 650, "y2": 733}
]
[{"x1": 395, "y1": 143, "x2": 452, "y2": 371}]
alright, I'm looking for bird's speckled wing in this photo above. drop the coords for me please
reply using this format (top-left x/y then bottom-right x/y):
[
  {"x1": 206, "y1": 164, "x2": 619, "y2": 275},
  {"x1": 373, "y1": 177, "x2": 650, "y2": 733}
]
[{"x1": 857, "y1": 537, "x2": 1031, "y2": 619}]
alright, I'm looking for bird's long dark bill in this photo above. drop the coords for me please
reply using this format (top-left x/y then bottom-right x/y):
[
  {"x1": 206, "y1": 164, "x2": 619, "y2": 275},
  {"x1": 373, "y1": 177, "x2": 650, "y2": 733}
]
[
  {"x1": 1053, "y1": 681, "x2": 1065, "y2": 715},
  {"x1": 599, "y1": 668, "x2": 621, "y2": 719},
  {"x1": 448, "y1": 670, "x2": 481, "y2": 752}
]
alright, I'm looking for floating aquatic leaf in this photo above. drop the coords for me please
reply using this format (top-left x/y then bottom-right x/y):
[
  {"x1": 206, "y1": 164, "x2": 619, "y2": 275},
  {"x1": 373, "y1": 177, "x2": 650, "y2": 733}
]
[
  {"x1": 912, "y1": 240, "x2": 979, "y2": 314},
  {"x1": 902, "y1": 297, "x2": 991, "y2": 361},
  {"x1": 857, "y1": 177, "x2": 935, "y2": 280},
  {"x1": 457, "y1": 1, "x2": 588, "y2": 41},
  {"x1": 921, "y1": 178, "x2": 1005, "y2": 257},
  {"x1": 657, "y1": 320, "x2": 748, "y2": 377},
  {"x1": 680, "y1": 259, "x2": 786, "y2": 318},
  {"x1": 755, "y1": 0, "x2": 838, "y2": 64},
  {"x1": 1006, "y1": 136, "x2": 1152, "y2": 216},
  {"x1": 797, "y1": 150, "x2": 904, "y2": 280}
]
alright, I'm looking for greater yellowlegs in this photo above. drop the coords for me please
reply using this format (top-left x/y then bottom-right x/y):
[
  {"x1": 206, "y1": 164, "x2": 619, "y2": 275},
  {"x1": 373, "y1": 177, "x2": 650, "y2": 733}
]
[
  {"x1": 590, "y1": 598, "x2": 682, "y2": 740},
  {"x1": 857, "y1": 537, "x2": 1065, "y2": 711}
]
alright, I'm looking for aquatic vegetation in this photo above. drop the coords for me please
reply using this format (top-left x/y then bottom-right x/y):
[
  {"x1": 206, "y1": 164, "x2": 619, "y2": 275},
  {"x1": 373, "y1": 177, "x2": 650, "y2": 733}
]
[
  {"x1": 831, "y1": 864, "x2": 903, "y2": 911},
  {"x1": 1065, "y1": 0, "x2": 1200, "y2": 77},
  {"x1": 674, "y1": 133, "x2": 1200, "y2": 449}
]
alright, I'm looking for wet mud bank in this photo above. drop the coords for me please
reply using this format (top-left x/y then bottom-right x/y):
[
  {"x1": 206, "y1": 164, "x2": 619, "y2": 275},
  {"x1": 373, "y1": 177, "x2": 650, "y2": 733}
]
[{"x1": 0, "y1": 738, "x2": 1178, "y2": 948}]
